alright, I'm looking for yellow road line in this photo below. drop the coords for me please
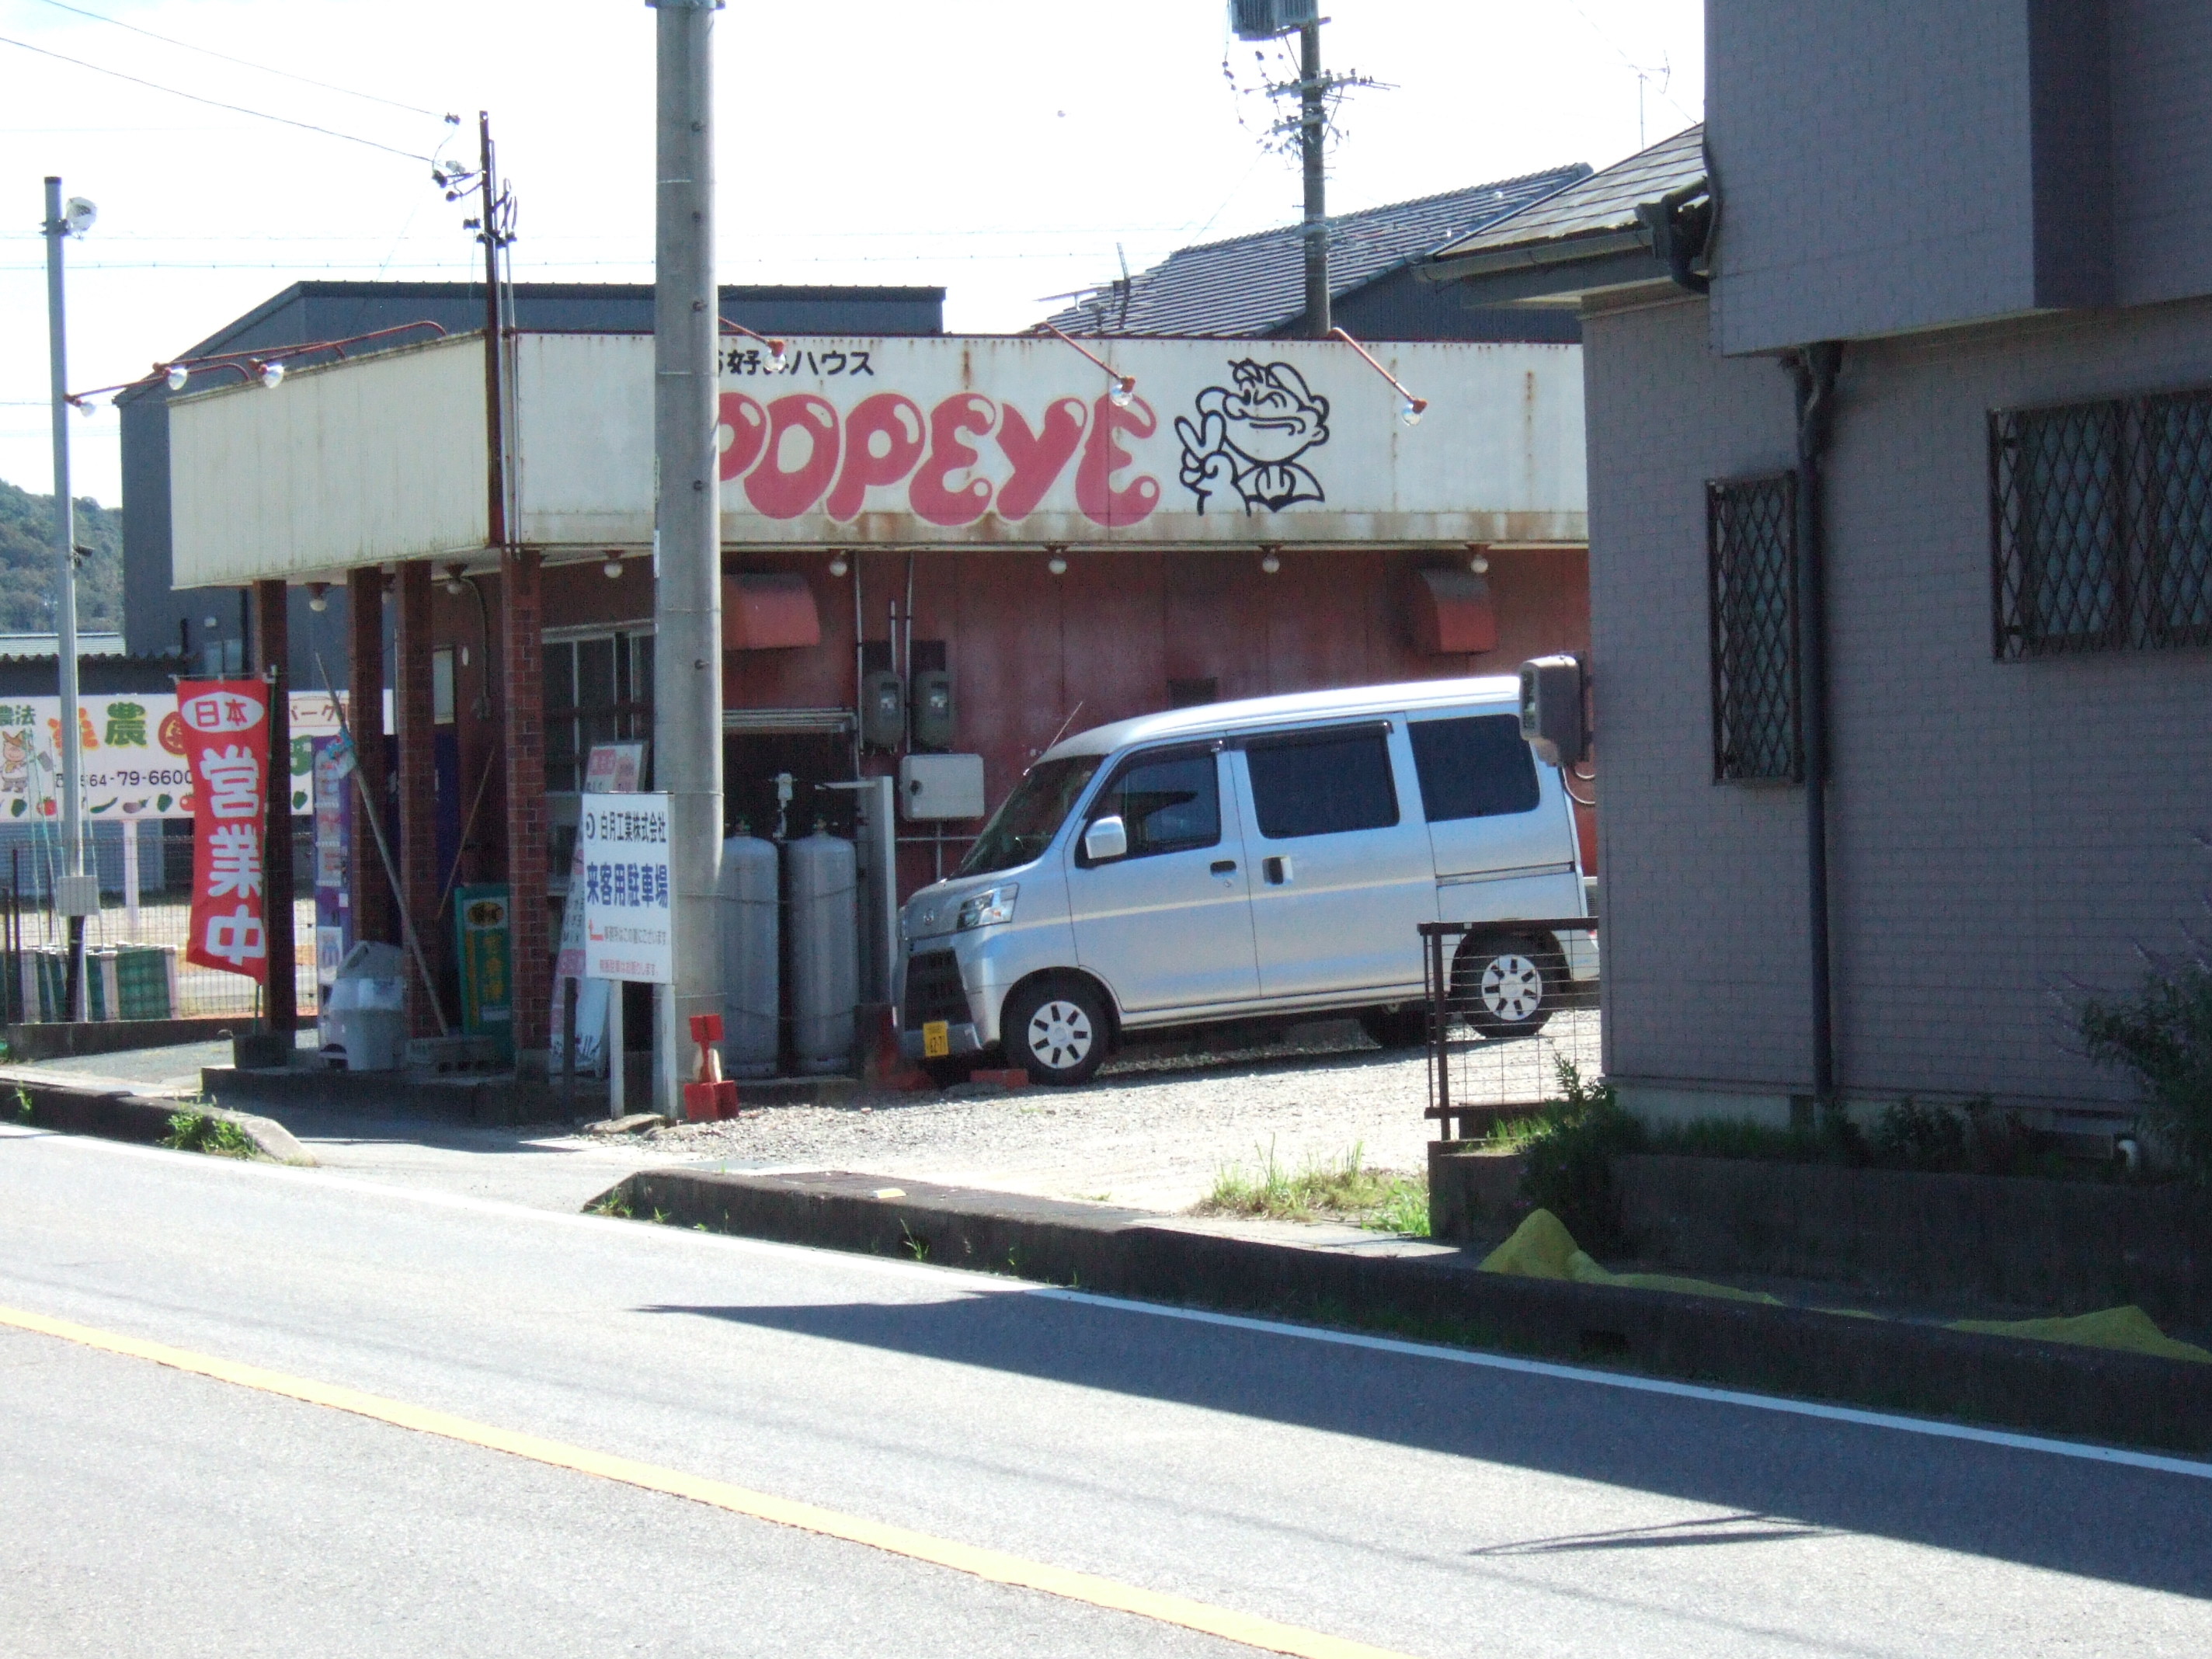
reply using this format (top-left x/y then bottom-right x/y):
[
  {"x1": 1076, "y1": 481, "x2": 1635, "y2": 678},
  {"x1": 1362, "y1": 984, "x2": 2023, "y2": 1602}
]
[{"x1": 0, "y1": 1303, "x2": 1421, "y2": 1659}]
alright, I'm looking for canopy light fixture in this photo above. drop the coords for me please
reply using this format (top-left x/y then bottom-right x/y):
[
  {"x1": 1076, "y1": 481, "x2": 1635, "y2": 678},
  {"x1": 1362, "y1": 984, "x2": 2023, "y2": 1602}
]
[
  {"x1": 1036, "y1": 323, "x2": 1137, "y2": 408},
  {"x1": 307, "y1": 582, "x2": 330, "y2": 612},
  {"x1": 1327, "y1": 327, "x2": 1428, "y2": 426},
  {"x1": 75, "y1": 322, "x2": 450, "y2": 409},
  {"x1": 1047, "y1": 552, "x2": 1069, "y2": 576},
  {"x1": 827, "y1": 552, "x2": 849, "y2": 577},
  {"x1": 1260, "y1": 548, "x2": 1282, "y2": 575},
  {"x1": 443, "y1": 564, "x2": 468, "y2": 596},
  {"x1": 603, "y1": 551, "x2": 624, "y2": 579},
  {"x1": 719, "y1": 316, "x2": 788, "y2": 374}
]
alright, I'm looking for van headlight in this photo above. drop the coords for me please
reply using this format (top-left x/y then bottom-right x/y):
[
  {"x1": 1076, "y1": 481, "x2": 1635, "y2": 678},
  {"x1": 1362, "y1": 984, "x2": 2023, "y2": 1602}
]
[{"x1": 955, "y1": 884, "x2": 1018, "y2": 931}]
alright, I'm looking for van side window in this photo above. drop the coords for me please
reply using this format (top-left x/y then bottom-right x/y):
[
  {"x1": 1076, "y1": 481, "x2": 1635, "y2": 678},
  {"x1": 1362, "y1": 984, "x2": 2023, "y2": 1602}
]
[
  {"x1": 1409, "y1": 715, "x2": 1541, "y2": 821},
  {"x1": 1245, "y1": 729, "x2": 1399, "y2": 839},
  {"x1": 1090, "y1": 750, "x2": 1219, "y2": 858}
]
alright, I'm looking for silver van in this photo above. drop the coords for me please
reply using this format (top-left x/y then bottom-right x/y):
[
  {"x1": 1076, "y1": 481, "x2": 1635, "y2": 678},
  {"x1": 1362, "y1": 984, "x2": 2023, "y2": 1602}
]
[{"x1": 896, "y1": 676, "x2": 1595, "y2": 1084}]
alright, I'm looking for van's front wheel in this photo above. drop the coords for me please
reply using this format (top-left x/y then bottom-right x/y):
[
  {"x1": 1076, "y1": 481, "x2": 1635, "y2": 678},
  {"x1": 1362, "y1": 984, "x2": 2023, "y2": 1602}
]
[
  {"x1": 1452, "y1": 936, "x2": 1557, "y2": 1040},
  {"x1": 1003, "y1": 978, "x2": 1111, "y2": 1086}
]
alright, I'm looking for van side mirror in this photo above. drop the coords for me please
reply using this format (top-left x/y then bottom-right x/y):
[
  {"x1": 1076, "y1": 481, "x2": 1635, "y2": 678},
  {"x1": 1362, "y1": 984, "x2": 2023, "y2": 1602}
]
[
  {"x1": 1518, "y1": 654, "x2": 1588, "y2": 768},
  {"x1": 1082, "y1": 815, "x2": 1129, "y2": 863}
]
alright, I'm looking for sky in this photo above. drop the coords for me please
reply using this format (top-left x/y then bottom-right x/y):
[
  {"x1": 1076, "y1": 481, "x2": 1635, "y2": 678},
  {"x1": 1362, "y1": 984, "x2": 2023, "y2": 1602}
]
[{"x1": 0, "y1": 0, "x2": 1704, "y2": 506}]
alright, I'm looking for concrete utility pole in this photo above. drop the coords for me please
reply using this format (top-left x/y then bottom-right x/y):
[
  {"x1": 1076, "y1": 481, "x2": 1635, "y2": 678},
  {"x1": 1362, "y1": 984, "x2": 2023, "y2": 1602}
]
[
  {"x1": 1299, "y1": 20, "x2": 1330, "y2": 339},
  {"x1": 43, "y1": 176, "x2": 93, "y2": 1017},
  {"x1": 649, "y1": 0, "x2": 725, "y2": 1118}
]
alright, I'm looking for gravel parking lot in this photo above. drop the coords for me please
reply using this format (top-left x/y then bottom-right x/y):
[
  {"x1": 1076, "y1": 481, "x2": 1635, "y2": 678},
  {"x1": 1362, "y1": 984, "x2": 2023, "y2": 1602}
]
[{"x1": 642, "y1": 1015, "x2": 1595, "y2": 1213}]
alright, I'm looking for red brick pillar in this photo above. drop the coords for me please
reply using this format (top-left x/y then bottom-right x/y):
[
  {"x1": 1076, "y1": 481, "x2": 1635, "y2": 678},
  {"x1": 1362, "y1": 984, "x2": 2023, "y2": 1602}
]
[
  {"x1": 500, "y1": 547, "x2": 551, "y2": 1067},
  {"x1": 345, "y1": 568, "x2": 391, "y2": 947},
  {"x1": 393, "y1": 562, "x2": 443, "y2": 1036},
  {"x1": 252, "y1": 580, "x2": 297, "y2": 1030}
]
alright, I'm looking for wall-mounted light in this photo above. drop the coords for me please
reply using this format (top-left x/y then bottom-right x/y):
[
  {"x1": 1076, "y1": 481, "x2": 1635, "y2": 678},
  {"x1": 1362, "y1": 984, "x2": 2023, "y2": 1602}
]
[
  {"x1": 307, "y1": 582, "x2": 330, "y2": 612},
  {"x1": 443, "y1": 563, "x2": 468, "y2": 596},
  {"x1": 1038, "y1": 323, "x2": 1138, "y2": 409},
  {"x1": 720, "y1": 316, "x2": 789, "y2": 374},
  {"x1": 165, "y1": 363, "x2": 190, "y2": 392},
  {"x1": 1047, "y1": 551, "x2": 1069, "y2": 576},
  {"x1": 68, "y1": 395, "x2": 95, "y2": 419},
  {"x1": 1468, "y1": 552, "x2": 1490, "y2": 575},
  {"x1": 1260, "y1": 548, "x2": 1282, "y2": 575},
  {"x1": 603, "y1": 551, "x2": 624, "y2": 579},
  {"x1": 1327, "y1": 328, "x2": 1428, "y2": 429},
  {"x1": 256, "y1": 360, "x2": 285, "y2": 390},
  {"x1": 828, "y1": 552, "x2": 849, "y2": 577}
]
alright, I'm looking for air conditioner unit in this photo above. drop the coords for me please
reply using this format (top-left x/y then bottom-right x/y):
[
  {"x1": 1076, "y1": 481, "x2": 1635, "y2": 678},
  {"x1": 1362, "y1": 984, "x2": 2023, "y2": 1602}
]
[{"x1": 1229, "y1": 0, "x2": 1320, "y2": 43}]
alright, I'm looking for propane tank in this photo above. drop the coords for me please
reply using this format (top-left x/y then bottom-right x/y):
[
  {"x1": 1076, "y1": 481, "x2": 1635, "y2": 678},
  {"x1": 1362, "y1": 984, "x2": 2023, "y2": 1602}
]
[
  {"x1": 785, "y1": 822, "x2": 858, "y2": 1076},
  {"x1": 718, "y1": 825, "x2": 781, "y2": 1079}
]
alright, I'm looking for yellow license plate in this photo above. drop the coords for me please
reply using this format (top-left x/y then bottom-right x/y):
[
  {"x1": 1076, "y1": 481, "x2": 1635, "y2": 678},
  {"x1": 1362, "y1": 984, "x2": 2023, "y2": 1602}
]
[{"x1": 922, "y1": 1021, "x2": 951, "y2": 1059}]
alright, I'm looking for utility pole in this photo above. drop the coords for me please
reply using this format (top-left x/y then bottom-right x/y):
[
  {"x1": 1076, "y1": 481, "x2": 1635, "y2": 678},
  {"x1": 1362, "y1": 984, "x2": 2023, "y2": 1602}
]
[
  {"x1": 43, "y1": 177, "x2": 94, "y2": 1018},
  {"x1": 1299, "y1": 19, "x2": 1330, "y2": 339},
  {"x1": 475, "y1": 111, "x2": 507, "y2": 546},
  {"x1": 649, "y1": 0, "x2": 725, "y2": 1118}
]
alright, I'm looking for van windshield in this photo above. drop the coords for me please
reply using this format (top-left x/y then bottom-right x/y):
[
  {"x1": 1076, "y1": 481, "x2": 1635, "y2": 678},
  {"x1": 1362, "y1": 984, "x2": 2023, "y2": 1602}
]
[{"x1": 956, "y1": 756, "x2": 1102, "y2": 877}]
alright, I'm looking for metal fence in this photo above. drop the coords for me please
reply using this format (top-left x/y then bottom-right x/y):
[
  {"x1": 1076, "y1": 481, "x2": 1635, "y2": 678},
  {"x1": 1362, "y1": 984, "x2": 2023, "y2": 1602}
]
[
  {"x1": 1421, "y1": 918, "x2": 1601, "y2": 1142},
  {"x1": 1, "y1": 822, "x2": 318, "y2": 1023}
]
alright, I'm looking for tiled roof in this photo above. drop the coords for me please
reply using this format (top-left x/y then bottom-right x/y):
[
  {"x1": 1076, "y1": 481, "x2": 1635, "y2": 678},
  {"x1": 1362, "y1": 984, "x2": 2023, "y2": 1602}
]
[
  {"x1": 1431, "y1": 125, "x2": 1706, "y2": 262},
  {"x1": 1042, "y1": 163, "x2": 1591, "y2": 338}
]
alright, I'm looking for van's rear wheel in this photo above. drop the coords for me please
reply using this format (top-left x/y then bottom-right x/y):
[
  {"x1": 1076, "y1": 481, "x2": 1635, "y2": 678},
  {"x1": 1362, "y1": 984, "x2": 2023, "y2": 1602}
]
[
  {"x1": 1452, "y1": 936, "x2": 1557, "y2": 1039},
  {"x1": 1003, "y1": 978, "x2": 1110, "y2": 1086}
]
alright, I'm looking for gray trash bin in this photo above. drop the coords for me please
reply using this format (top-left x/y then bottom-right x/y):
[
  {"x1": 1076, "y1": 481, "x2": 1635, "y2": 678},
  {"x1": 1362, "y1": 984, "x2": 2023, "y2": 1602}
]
[{"x1": 320, "y1": 942, "x2": 409, "y2": 1072}]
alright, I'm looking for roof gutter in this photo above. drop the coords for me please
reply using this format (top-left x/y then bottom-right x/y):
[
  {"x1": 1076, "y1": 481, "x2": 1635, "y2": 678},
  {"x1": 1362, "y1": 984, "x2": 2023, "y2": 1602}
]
[{"x1": 1420, "y1": 228, "x2": 1650, "y2": 285}]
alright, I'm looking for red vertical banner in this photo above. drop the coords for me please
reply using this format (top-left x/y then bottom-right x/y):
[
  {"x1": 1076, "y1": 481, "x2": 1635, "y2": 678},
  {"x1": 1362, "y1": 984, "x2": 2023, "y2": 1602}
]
[{"x1": 177, "y1": 679, "x2": 271, "y2": 982}]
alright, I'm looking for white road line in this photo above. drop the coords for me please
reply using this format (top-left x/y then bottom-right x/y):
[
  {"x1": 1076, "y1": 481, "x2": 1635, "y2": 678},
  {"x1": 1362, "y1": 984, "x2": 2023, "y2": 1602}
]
[
  {"x1": 10, "y1": 1122, "x2": 2207, "y2": 1480},
  {"x1": 1029, "y1": 1287, "x2": 2212, "y2": 1481}
]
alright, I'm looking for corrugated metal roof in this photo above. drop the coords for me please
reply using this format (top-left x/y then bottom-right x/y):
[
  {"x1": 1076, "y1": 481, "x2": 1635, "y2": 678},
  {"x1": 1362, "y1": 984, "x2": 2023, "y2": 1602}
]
[
  {"x1": 1431, "y1": 125, "x2": 1706, "y2": 261},
  {"x1": 1042, "y1": 163, "x2": 1591, "y2": 338}
]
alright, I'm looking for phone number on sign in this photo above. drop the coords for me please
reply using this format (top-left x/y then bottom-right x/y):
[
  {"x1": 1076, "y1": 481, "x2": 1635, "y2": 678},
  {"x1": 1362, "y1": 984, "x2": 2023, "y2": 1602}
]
[{"x1": 84, "y1": 768, "x2": 192, "y2": 791}]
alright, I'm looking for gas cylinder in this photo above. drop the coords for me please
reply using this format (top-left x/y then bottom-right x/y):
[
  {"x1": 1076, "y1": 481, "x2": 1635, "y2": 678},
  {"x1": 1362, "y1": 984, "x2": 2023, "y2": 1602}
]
[
  {"x1": 718, "y1": 827, "x2": 781, "y2": 1079},
  {"x1": 784, "y1": 824, "x2": 858, "y2": 1076}
]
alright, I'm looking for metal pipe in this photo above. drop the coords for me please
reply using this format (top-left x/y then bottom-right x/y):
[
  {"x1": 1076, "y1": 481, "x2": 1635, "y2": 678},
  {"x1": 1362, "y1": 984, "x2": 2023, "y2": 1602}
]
[
  {"x1": 43, "y1": 177, "x2": 88, "y2": 1018},
  {"x1": 1790, "y1": 343, "x2": 1844, "y2": 1102},
  {"x1": 649, "y1": 0, "x2": 726, "y2": 1118},
  {"x1": 902, "y1": 553, "x2": 914, "y2": 753},
  {"x1": 1299, "y1": 22, "x2": 1330, "y2": 339}
]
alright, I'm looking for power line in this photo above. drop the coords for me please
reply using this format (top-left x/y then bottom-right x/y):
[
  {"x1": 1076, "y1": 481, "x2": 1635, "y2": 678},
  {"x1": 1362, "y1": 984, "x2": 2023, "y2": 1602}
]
[
  {"x1": 29, "y1": 0, "x2": 454, "y2": 121},
  {"x1": 0, "y1": 33, "x2": 436, "y2": 162}
]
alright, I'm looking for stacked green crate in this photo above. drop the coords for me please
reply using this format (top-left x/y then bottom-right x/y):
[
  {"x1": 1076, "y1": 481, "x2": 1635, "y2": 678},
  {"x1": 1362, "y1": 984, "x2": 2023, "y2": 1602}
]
[{"x1": 112, "y1": 946, "x2": 173, "y2": 1021}]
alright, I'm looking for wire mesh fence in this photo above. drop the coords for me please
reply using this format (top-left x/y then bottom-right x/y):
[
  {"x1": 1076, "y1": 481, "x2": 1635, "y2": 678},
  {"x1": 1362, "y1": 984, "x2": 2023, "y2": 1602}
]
[
  {"x1": 1421, "y1": 918, "x2": 1601, "y2": 1142},
  {"x1": 0, "y1": 822, "x2": 317, "y2": 1024}
]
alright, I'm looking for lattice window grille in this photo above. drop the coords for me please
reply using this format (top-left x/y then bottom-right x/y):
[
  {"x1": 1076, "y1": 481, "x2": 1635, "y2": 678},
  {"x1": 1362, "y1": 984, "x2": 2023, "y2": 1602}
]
[
  {"x1": 1707, "y1": 471, "x2": 1803, "y2": 784},
  {"x1": 1992, "y1": 387, "x2": 2212, "y2": 658}
]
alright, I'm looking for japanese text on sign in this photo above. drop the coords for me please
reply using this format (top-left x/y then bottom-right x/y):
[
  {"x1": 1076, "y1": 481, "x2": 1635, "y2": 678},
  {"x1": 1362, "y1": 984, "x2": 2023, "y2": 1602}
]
[
  {"x1": 176, "y1": 678, "x2": 270, "y2": 983},
  {"x1": 579, "y1": 791, "x2": 673, "y2": 985}
]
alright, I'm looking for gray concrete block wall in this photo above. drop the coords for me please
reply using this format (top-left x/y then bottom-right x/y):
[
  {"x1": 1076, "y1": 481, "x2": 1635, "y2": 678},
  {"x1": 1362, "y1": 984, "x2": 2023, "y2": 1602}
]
[
  {"x1": 1587, "y1": 290, "x2": 2212, "y2": 1117},
  {"x1": 1708, "y1": 1, "x2": 2039, "y2": 356},
  {"x1": 2109, "y1": 0, "x2": 2212, "y2": 306}
]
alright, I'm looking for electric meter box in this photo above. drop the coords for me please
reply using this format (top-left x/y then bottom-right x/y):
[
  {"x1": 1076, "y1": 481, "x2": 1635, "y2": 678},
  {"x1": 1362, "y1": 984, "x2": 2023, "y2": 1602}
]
[
  {"x1": 909, "y1": 668, "x2": 956, "y2": 751},
  {"x1": 898, "y1": 753, "x2": 986, "y2": 823},
  {"x1": 860, "y1": 669, "x2": 904, "y2": 751}
]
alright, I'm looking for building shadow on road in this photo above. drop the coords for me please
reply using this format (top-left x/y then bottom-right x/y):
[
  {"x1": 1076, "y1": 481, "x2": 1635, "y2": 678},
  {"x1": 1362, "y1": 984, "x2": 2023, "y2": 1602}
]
[{"x1": 639, "y1": 1291, "x2": 2212, "y2": 1601}]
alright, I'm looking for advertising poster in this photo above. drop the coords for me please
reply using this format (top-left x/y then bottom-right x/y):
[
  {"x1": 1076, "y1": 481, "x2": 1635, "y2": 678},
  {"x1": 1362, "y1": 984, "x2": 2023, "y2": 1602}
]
[
  {"x1": 579, "y1": 792, "x2": 673, "y2": 985},
  {"x1": 549, "y1": 741, "x2": 647, "y2": 1070},
  {"x1": 311, "y1": 733, "x2": 353, "y2": 989},
  {"x1": 454, "y1": 883, "x2": 514, "y2": 1063},
  {"x1": 176, "y1": 679, "x2": 270, "y2": 982}
]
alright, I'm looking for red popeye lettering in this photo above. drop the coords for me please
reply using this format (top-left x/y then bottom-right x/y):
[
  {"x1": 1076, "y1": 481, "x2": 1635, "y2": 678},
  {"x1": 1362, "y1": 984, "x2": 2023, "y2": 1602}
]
[{"x1": 908, "y1": 393, "x2": 997, "y2": 527}]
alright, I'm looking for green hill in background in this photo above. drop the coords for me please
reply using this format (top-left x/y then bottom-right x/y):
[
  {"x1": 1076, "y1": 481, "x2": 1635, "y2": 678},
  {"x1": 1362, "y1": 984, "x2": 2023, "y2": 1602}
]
[{"x1": 0, "y1": 475, "x2": 123, "y2": 635}]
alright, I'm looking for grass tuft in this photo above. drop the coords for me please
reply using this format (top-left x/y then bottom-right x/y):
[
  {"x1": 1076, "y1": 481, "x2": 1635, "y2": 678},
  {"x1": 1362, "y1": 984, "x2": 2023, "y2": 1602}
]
[
  {"x1": 160, "y1": 1111, "x2": 257, "y2": 1160},
  {"x1": 1195, "y1": 1139, "x2": 1429, "y2": 1236}
]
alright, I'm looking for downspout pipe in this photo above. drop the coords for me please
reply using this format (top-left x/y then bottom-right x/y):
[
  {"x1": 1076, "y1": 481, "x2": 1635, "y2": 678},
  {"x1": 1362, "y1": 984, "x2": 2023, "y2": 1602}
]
[{"x1": 1789, "y1": 342, "x2": 1844, "y2": 1102}]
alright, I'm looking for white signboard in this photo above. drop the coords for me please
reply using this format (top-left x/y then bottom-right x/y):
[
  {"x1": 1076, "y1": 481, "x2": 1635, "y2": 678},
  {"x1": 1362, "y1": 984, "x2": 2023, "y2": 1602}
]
[
  {"x1": 579, "y1": 791, "x2": 673, "y2": 985},
  {"x1": 0, "y1": 690, "x2": 340, "y2": 823}
]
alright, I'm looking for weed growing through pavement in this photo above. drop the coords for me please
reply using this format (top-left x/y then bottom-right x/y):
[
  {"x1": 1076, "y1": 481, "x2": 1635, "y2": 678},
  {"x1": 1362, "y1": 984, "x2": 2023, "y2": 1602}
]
[
  {"x1": 900, "y1": 1222, "x2": 930, "y2": 1261},
  {"x1": 160, "y1": 1111, "x2": 256, "y2": 1160},
  {"x1": 1195, "y1": 1138, "x2": 1430, "y2": 1235},
  {"x1": 12, "y1": 1086, "x2": 30, "y2": 1123},
  {"x1": 586, "y1": 1190, "x2": 636, "y2": 1219}
]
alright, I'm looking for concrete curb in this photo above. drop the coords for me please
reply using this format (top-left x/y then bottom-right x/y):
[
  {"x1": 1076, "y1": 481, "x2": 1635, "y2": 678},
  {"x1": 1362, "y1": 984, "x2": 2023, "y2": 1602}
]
[
  {"x1": 1, "y1": 1017, "x2": 246, "y2": 1063},
  {"x1": 607, "y1": 1167, "x2": 2212, "y2": 1456},
  {"x1": 10, "y1": 1079, "x2": 315, "y2": 1166}
]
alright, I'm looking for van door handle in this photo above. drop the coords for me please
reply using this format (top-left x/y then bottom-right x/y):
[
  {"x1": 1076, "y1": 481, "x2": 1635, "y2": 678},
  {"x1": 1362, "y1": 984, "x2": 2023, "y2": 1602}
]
[
  {"x1": 1210, "y1": 859, "x2": 1237, "y2": 875},
  {"x1": 1263, "y1": 856, "x2": 1292, "y2": 885}
]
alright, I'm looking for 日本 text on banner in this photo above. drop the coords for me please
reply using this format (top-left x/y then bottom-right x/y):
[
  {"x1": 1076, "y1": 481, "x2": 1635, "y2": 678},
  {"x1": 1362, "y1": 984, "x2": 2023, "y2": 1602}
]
[{"x1": 178, "y1": 679, "x2": 270, "y2": 982}]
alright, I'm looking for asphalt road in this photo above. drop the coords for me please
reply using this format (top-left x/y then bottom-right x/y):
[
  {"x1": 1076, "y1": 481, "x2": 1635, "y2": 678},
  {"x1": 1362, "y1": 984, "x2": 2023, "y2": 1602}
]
[{"x1": 2, "y1": 1124, "x2": 2207, "y2": 1657}]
